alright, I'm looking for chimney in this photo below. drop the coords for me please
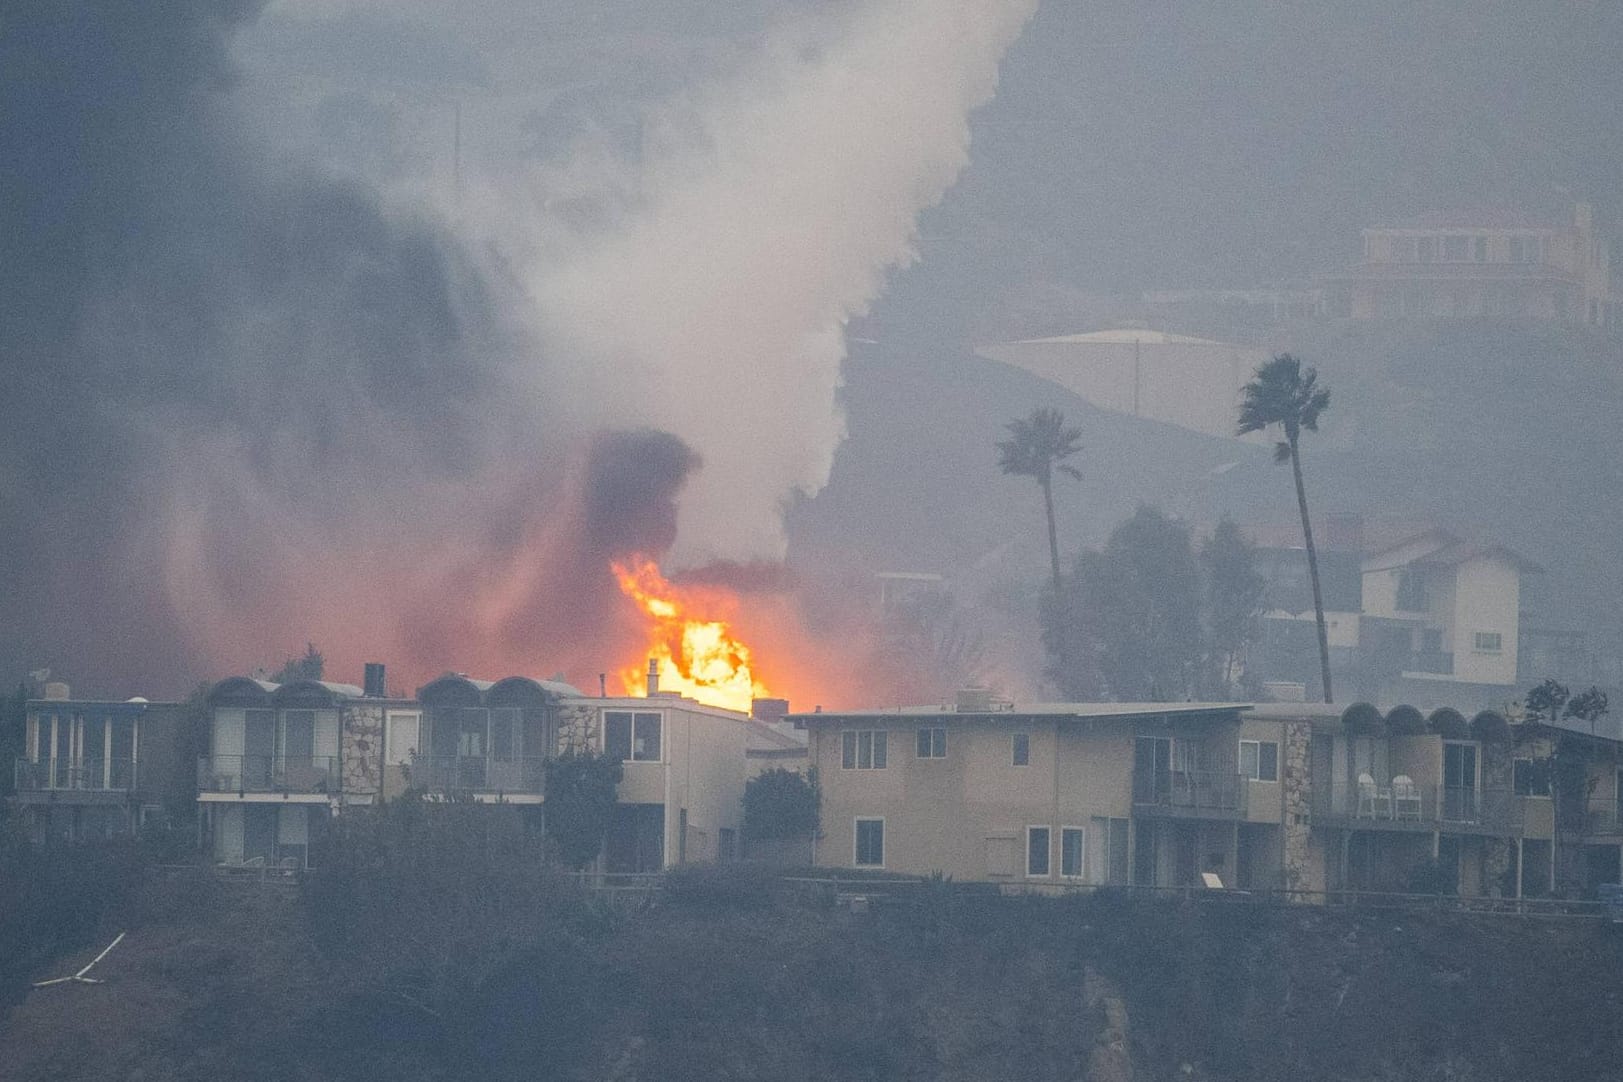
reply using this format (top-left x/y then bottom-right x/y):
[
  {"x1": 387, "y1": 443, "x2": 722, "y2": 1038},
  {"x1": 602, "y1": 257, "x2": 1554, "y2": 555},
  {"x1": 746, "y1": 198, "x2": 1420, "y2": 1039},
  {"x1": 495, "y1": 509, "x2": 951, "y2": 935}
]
[
  {"x1": 363, "y1": 662, "x2": 386, "y2": 698},
  {"x1": 646, "y1": 658, "x2": 659, "y2": 697},
  {"x1": 598, "y1": 673, "x2": 607, "y2": 698},
  {"x1": 751, "y1": 698, "x2": 790, "y2": 722}
]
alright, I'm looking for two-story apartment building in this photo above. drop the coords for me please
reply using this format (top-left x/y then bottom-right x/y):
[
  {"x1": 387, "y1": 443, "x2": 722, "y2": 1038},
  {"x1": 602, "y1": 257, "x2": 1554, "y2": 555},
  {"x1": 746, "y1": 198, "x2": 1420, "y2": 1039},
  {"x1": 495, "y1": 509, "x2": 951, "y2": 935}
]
[
  {"x1": 12, "y1": 684, "x2": 183, "y2": 842},
  {"x1": 795, "y1": 697, "x2": 1264, "y2": 890},
  {"x1": 802, "y1": 695, "x2": 1623, "y2": 901},
  {"x1": 1319, "y1": 203, "x2": 1617, "y2": 326},
  {"x1": 198, "y1": 674, "x2": 401, "y2": 868},
  {"x1": 198, "y1": 665, "x2": 750, "y2": 873}
]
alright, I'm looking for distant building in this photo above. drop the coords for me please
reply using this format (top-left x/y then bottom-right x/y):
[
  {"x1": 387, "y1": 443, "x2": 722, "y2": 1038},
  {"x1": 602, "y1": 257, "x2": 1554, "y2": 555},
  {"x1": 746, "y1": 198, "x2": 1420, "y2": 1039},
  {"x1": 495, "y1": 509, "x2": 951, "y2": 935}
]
[
  {"x1": 12, "y1": 686, "x2": 184, "y2": 842},
  {"x1": 1319, "y1": 202, "x2": 1618, "y2": 325},
  {"x1": 1244, "y1": 518, "x2": 1538, "y2": 711},
  {"x1": 976, "y1": 327, "x2": 1267, "y2": 441}
]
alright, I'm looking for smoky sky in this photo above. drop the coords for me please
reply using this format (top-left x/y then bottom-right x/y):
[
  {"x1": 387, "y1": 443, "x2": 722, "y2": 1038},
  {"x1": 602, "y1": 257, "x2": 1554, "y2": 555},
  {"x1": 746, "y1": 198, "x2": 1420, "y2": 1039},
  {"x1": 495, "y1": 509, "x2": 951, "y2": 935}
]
[{"x1": 1, "y1": 1, "x2": 533, "y2": 692}]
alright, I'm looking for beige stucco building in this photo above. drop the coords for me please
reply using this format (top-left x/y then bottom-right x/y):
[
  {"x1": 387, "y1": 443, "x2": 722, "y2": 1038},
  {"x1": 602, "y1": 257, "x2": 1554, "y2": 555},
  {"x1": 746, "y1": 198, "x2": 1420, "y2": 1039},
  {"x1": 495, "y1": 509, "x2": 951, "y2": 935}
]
[{"x1": 799, "y1": 696, "x2": 1623, "y2": 900}]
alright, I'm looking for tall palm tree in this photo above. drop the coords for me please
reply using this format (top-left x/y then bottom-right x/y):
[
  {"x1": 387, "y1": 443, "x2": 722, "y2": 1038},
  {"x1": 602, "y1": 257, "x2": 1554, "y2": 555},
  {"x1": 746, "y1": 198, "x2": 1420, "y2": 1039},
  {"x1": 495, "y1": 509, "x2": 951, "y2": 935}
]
[
  {"x1": 997, "y1": 407, "x2": 1083, "y2": 592},
  {"x1": 1237, "y1": 354, "x2": 1334, "y2": 703}
]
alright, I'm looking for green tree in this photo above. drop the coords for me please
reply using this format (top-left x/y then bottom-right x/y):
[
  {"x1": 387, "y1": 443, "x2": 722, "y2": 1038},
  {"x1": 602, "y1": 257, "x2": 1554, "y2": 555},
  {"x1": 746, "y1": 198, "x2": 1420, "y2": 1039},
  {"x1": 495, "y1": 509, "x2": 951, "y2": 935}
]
[
  {"x1": 997, "y1": 407, "x2": 1083, "y2": 592},
  {"x1": 1521, "y1": 678, "x2": 1609, "y2": 894},
  {"x1": 1237, "y1": 354, "x2": 1333, "y2": 702},
  {"x1": 1200, "y1": 518, "x2": 1263, "y2": 699},
  {"x1": 270, "y1": 643, "x2": 324, "y2": 684},
  {"x1": 541, "y1": 750, "x2": 623, "y2": 870},
  {"x1": 1045, "y1": 507, "x2": 1203, "y2": 701},
  {"x1": 742, "y1": 767, "x2": 820, "y2": 842}
]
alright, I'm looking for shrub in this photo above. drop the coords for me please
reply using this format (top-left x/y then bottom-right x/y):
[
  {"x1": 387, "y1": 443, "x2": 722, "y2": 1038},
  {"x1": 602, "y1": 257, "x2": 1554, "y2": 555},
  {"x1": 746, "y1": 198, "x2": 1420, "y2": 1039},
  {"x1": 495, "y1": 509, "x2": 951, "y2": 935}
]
[
  {"x1": 1384, "y1": 704, "x2": 1425, "y2": 735},
  {"x1": 661, "y1": 863, "x2": 781, "y2": 912},
  {"x1": 742, "y1": 767, "x2": 820, "y2": 841},
  {"x1": 542, "y1": 750, "x2": 623, "y2": 870},
  {"x1": 1340, "y1": 702, "x2": 1384, "y2": 736},
  {"x1": 1427, "y1": 707, "x2": 1469, "y2": 738}
]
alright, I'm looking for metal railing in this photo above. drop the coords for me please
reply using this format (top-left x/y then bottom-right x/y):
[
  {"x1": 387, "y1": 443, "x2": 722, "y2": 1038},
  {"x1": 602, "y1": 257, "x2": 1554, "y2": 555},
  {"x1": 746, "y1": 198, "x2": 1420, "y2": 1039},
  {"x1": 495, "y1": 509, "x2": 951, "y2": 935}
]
[
  {"x1": 1313, "y1": 782, "x2": 1524, "y2": 831},
  {"x1": 197, "y1": 755, "x2": 337, "y2": 794},
  {"x1": 1133, "y1": 770, "x2": 1249, "y2": 815},
  {"x1": 14, "y1": 757, "x2": 137, "y2": 792},
  {"x1": 406, "y1": 756, "x2": 547, "y2": 794}
]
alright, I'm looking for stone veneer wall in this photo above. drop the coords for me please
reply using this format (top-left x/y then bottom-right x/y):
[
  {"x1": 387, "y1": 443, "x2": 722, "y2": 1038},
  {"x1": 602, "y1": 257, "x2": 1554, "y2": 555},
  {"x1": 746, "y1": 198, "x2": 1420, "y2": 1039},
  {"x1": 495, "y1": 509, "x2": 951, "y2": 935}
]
[
  {"x1": 1280, "y1": 720, "x2": 1320, "y2": 898},
  {"x1": 341, "y1": 703, "x2": 383, "y2": 799},
  {"x1": 1479, "y1": 740, "x2": 1515, "y2": 896},
  {"x1": 556, "y1": 703, "x2": 600, "y2": 756}
]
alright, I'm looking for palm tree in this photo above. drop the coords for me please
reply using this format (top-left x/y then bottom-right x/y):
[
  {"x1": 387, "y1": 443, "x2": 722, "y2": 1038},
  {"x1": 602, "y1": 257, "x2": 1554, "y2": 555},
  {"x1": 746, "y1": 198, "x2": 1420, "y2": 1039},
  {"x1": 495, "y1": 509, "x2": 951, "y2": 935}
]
[
  {"x1": 1237, "y1": 354, "x2": 1334, "y2": 702},
  {"x1": 997, "y1": 407, "x2": 1083, "y2": 592}
]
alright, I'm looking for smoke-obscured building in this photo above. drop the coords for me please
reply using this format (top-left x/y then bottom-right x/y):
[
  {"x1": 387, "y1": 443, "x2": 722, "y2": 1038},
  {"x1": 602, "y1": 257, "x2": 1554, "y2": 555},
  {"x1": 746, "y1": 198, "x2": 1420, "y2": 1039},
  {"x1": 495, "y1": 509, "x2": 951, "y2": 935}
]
[
  {"x1": 12, "y1": 685, "x2": 184, "y2": 842},
  {"x1": 1319, "y1": 202, "x2": 1618, "y2": 326}
]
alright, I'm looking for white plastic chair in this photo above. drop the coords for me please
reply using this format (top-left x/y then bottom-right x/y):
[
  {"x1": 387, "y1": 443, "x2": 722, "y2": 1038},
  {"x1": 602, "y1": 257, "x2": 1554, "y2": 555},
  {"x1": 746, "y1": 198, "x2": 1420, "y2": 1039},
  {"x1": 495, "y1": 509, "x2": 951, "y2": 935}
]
[
  {"x1": 1391, "y1": 774, "x2": 1422, "y2": 820},
  {"x1": 1356, "y1": 773, "x2": 1378, "y2": 817}
]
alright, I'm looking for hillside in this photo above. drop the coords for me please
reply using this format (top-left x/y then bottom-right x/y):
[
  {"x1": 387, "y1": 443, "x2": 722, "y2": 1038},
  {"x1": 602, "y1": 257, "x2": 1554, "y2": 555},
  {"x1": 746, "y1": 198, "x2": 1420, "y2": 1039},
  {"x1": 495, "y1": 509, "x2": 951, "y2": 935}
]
[{"x1": 5, "y1": 867, "x2": 1623, "y2": 1081}]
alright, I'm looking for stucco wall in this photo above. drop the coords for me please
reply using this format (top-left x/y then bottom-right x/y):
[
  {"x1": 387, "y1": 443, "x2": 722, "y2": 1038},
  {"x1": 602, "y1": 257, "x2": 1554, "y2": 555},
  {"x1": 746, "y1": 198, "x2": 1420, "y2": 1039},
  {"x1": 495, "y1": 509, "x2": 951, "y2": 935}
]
[{"x1": 1451, "y1": 557, "x2": 1519, "y2": 685}]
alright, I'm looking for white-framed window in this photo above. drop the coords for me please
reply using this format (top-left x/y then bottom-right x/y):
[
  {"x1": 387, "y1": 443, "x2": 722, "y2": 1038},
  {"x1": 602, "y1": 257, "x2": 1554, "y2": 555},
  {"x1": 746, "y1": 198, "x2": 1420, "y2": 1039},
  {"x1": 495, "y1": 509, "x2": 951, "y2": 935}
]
[
  {"x1": 841, "y1": 729, "x2": 888, "y2": 770},
  {"x1": 1012, "y1": 732, "x2": 1030, "y2": 767},
  {"x1": 854, "y1": 818, "x2": 885, "y2": 867},
  {"x1": 1473, "y1": 631, "x2": 1503, "y2": 653},
  {"x1": 1026, "y1": 826, "x2": 1051, "y2": 877},
  {"x1": 385, "y1": 711, "x2": 421, "y2": 767},
  {"x1": 915, "y1": 727, "x2": 947, "y2": 759},
  {"x1": 1239, "y1": 740, "x2": 1280, "y2": 782},
  {"x1": 1060, "y1": 827, "x2": 1085, "y2": 879},
  {"x1": 605, "y1": 711, "x2": 662, "y2": 762}
]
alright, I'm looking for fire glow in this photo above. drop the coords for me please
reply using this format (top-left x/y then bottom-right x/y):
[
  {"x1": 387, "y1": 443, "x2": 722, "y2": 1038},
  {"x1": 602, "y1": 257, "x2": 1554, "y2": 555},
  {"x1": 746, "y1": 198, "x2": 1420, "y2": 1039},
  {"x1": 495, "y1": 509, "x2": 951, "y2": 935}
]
[{"x1": 612, "y1": 558, "x2": 767, "y2": 714}]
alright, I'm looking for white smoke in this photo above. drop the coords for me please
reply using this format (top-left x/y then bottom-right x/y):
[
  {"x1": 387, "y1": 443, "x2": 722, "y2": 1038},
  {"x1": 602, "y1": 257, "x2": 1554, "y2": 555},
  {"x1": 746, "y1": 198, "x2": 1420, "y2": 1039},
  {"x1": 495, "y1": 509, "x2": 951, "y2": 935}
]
[{"x1": 525, "y1": 0, "x2": 1038, "y2": 564}]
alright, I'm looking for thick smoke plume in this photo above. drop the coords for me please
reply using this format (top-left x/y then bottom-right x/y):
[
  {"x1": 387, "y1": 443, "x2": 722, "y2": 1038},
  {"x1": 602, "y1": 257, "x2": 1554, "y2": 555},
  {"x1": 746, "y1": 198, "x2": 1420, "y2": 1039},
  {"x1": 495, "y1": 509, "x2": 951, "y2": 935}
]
[
  {"x1": 1, "y1": 0, "x2": 1034, "y2": 697},
  {"x1": 530, "y1": 0, "x2": 1039, "y2": 566}
]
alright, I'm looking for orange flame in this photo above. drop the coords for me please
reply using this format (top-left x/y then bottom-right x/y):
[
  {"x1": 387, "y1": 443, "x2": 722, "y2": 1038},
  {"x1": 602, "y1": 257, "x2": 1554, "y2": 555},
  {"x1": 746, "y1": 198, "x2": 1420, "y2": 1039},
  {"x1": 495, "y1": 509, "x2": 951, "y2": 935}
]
[{"x1": 612, "y1": 557, "x2": 767, "y2": 714}]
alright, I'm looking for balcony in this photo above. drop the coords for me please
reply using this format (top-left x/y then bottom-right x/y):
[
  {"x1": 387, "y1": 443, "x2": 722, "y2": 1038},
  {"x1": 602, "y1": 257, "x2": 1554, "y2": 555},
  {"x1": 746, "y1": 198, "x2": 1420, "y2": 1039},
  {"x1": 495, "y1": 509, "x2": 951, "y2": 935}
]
[
  {"x1": 14, "y1": 757, "x2": 137, "y2": 796},
  {"x1": 1584, "y1": 799, "x2": 1623, "y2": 838},
  {"x1": 405, "y1": 756, "x2": 547, "y2": 798},
  {"x1": 1133, "y1": 770, "x2": 1248, "y2": 819},
  {"x1": 198, "y1": 755, "x2": 337, "y2": 795},
  {"x1": 1312, "y1": 783, "x2": 1525, "y2": 834}
]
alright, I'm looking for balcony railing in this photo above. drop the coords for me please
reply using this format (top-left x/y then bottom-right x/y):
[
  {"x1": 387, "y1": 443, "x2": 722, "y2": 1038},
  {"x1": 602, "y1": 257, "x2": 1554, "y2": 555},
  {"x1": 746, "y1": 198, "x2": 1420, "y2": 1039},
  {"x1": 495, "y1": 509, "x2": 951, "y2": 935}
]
[
  {"x1": 14, "y1": 757, "x2": 137, "y2": 793},
  {"x1": 1312, "y1": 782, "x2": 1524, "y2": 832},
  {"x1": 198, "y1": 755, "x2": 337, "y2": 794},
  {"x1": 405, "y1": 756, "x2": 547, "y2": 795},
  {"x1": 1133, "y1": 770, "x2": 1248, "y2": 816}
]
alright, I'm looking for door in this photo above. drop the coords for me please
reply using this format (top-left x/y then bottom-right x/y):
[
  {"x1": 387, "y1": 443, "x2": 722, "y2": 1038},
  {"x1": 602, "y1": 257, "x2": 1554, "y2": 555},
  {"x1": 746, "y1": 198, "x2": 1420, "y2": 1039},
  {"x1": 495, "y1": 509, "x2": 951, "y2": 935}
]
[
  {"x1": 1134, "y1": 737, "x2": 1172, "y2": 804},
  {"x1": 243, "y1": 805, "x2": 277, "y2": 865},
  {"x1": 1443, "y1": 742, "x2": 1478, "y2": 821},
  {"x1": 244, "y1": 709, "x2": 276, "y2": 790},
  {"x1": 282, "y1": 710, "x2": 316, "y2": 788},
  {"x1": 1132, "y1": 821, "x2": 1159, "y2": 886}
]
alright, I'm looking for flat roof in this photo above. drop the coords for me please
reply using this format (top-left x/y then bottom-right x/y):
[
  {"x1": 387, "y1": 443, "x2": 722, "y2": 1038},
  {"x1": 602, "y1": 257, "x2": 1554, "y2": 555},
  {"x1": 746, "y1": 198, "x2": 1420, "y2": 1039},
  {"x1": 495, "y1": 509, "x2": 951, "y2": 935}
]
[
  {"x1": 790, "y1": 702, "x2": 1248, "y2": 724},
  {"x1": 561, "y1": 694, "x2": 751, "y2": 722}
]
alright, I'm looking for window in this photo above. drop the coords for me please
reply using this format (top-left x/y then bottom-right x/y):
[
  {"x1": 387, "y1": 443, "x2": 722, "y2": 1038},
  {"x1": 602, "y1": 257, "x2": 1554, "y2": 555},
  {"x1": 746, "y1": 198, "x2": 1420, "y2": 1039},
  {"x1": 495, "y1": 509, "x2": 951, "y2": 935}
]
[
  {"x1": 605, "y1": 711, "x2": 662, "y2": 762},
  {"x1": 1396, "y1": 568, "x2": 1426, "y2": 611},
  {"x1": 491, "y1": 707, "x2": 520, "y2": 762},
  {"x1": 1026, "y1": 826, "x2": 1051, "y2": 877},
  {"x1": 1012, "y1": 732, "x2": 1030, "y2": 767},
  {"x1": 385, "y1": 711, "x2": 420, "y2": 767},
  {"x1": 1239, "y1": 740, "x2": 1280, "y2": 782},
  {"x1": 841, "y1": 729, "x2": 888, "y2": 770},
  {"x1": 1061, "y1": 827, "x2": 1085, "y2": 879},
  {"x1": 916, "y1": 727, "x2": 947, "y2": 759},
  {"x1": 1513, "y1": 758, "x2": 1550, "y2": 797},
  {"x1": 1473, "y1": 631, "x2": 1503, "y2": 653},
  {"x1": 855, "y1": 818, "x2": 884, "y2": 867}
]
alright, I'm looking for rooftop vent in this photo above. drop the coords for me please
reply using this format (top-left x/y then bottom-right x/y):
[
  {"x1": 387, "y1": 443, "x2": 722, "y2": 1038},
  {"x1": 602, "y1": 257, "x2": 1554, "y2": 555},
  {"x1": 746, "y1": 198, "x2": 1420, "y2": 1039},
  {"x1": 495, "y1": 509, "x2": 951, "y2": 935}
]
[{"x1": 42, "y1": 681, "x2": 70, "y2": 701}]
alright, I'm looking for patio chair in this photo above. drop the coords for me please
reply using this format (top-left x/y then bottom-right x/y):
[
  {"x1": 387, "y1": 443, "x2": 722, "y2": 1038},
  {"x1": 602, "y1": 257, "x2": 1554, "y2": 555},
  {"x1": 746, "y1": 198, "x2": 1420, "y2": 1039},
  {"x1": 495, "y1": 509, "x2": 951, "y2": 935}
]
[{"x1": 1391, "y1": 775, "x2": 1422, "y2": 820}]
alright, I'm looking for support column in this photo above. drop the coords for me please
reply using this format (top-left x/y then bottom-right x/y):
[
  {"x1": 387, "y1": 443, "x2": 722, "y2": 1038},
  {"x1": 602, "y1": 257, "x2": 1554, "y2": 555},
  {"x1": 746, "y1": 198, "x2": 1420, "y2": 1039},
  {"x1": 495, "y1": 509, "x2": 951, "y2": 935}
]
[{"x1": 1515, "y1": 838, "x2": 1524, "y2": 899}]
